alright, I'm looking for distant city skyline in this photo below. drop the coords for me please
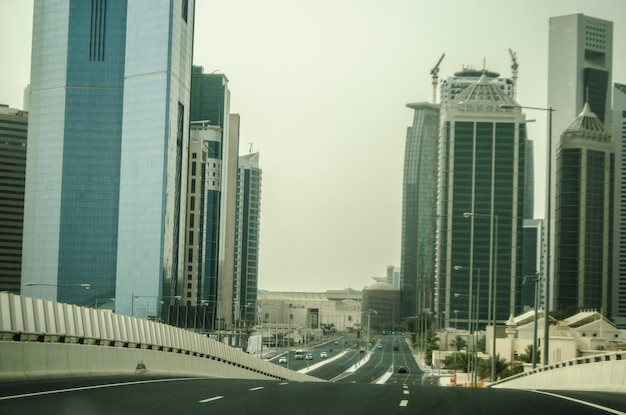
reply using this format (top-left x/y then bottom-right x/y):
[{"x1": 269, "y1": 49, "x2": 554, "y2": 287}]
[{"x1": 1, "y1": 1, "x2": 625, "y2": 293}]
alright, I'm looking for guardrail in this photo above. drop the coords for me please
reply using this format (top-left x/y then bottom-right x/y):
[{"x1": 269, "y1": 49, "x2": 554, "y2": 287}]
[
  {"x1": 489, "y1": 350, "x2": 626, "y2": 391},
  {"x1": 0, "y1": 292, "x2": 319, "y2": 382}
]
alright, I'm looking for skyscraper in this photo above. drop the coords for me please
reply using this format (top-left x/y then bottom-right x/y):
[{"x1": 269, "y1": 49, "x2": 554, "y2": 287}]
[
  {"x1": 0, "y1": 105, "x2": 27, "y2": 293},
  {"x1": 555, "y1": 103, "x2": 614, "y2": 315},
  {"x1": 400, "y1": 102, "x2": 439, "y2": 320},
  {"x1": 614, "y1": 83, "x2": 626, "y2": 328},
  {"x1": 234, "y1": 152, "x2": 262, "y2": 323},
  {"x1": 547, "y1": 15, "x2": 613, "y2": 313},
  {"x1": 22, "y1": 0, "x2": 195, "y2": 319},
  {"x1": 187, "y1": 67, "x2": 238, "y2": 329},
  {"x1": 437, "y1": 73, "x2": 526, "y2": 330}
]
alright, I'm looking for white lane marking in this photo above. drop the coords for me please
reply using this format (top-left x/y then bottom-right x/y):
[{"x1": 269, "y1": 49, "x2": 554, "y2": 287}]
[
  {"x1": 530, "y1": 390, "x2": 626, "y2": 415},
  {"x1": 0, "y1": 378, "x2": 200, "y2": 401},
  {"x1": 249, "y1": 387, "x2": 264, "y2": 391},
  {"x1": 399, "y1": 399, "x2": 409, "y2": 407},
  {"x1": 279, "y1": 382, "x2": 289, "y2": 386},
  {"x1": 199, "y1": 396, "x2": 224, "y2": 403},
  {"x1": 403, "y1": 390, "x2": 410, "y2": 395}
]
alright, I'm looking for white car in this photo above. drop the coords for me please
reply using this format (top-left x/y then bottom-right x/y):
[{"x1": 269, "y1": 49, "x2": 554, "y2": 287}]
[
  {"x1": 305, "y1": 353, "x2": 313, "y2": 360},
  {"x1": 278, "y1": 356, "x2": 287, "y2": 364},
  {"x1": 320, "y1": 351, "x2": 328, "y2": 358}
]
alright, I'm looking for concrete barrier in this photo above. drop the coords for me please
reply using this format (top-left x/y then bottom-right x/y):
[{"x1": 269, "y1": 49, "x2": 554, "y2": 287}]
[
  {"x1": 0, "y1": 293, "x2": 320, "y2": 382},
  {"x1": 490, "y1": 352, "x2": 626, "y2": 393}
]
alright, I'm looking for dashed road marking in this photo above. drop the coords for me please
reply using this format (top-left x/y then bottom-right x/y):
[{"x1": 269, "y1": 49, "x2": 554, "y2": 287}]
[
  {"x1": 249, "y1": 387, "x2": 264, "y2": 391},
  {"x1": 199, "y1": 396, "x2": 223, "y2": 403},
  {"x1": 399, "y1": 399, "x2": 409, "y2": 407},
  {"x1": 403, "y1": 390, "x2": 410, "y2": 395}
]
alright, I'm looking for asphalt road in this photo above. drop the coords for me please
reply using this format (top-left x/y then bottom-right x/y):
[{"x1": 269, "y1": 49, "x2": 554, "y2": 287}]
[{"x1": 2, "y1": 376, "x2": 625, "y2": 415}]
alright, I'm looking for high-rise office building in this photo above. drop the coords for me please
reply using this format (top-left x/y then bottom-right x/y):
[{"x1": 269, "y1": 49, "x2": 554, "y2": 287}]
[
  {"x1": 437, "y1": 73, "x2": 526, "y2": 330},
  {"x1": 547, "y1": 14, "x2": 613, "y2": 313},
  {"x1": 187, "y1": 67, "x2": 238, "y2": 329},
  {"x1": 22, "y1": 1, "x2": 195, "y2": 319},
  {"x1": 555, "y1": 103, "x2": 614, "y2": 315},
  {"x1": 234, "y1": 152, "x2": 262, "y2": 323},
  {"x1": 400, "y1": 102, "x2": 439, "y2": 320},
  {"x1": 614, "y1": 83, "x2": 626, "y2": 328},
  {"x1": 0, "y1": 105, "x2": 27, "y2": 293}
]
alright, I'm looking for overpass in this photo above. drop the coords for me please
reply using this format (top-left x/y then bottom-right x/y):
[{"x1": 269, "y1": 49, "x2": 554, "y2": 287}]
[
  {"x1": 489, "y1": 350, "x2": 626, "y2": 393},
  {"x1": 0, "y1": 292, "x2": 320, "y2": 382}
]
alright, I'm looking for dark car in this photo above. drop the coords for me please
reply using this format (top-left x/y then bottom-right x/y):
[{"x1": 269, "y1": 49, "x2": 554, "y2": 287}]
[{"x1": 397, "y1": 366, "x2": 408, "y2": 373}]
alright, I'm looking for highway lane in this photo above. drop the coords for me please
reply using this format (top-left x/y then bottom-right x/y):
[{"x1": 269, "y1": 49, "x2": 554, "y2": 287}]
[{"x1": 2, "y1": 376, "x2": 626, "y2": 414}]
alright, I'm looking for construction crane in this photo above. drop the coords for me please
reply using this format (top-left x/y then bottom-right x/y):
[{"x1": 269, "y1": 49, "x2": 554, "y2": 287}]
[
  {"x1": 430, "y1": 53, "x2": 445, "y2": 104},
  {"x1": 509, "y1": 48, "x2": 518, "y2": 101}
]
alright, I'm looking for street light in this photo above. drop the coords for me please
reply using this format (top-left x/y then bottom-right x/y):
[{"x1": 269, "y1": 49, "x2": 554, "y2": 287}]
[
  {"x1": 463, "y1": 211, "x2": 499, "y2": 382},
  {"x1": 501, "y1": 103, "x2": 554, "y2": 367},
  {"x1": 25, "y1": 282, "x2": 91, "y2": 289},
  {"x1": 454, "y1": 292, "x2": 477, "y2": 386},
  {"x1": 131, "y1": 294, "x2": 181, "y2": 318},
  {"x1": 366, "y1": 309, "x2": 377, "y2": 353}
]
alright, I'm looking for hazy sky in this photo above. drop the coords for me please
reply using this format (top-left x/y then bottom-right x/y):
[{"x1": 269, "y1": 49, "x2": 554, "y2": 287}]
[{"x1": 1, "y1": 0, "x2": 625, "y2": 293}]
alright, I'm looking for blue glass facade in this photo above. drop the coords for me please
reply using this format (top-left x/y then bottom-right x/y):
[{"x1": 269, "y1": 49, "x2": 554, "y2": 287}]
[
  {"x1": 23, "y1": 0, "x2": 127, "y2": 305},
  {"x1": 23, "y1": 0, "x2": 194, "y2": 318},
  {"x1": 116, "y1": 0, "x2": 194, "y2": 319}
]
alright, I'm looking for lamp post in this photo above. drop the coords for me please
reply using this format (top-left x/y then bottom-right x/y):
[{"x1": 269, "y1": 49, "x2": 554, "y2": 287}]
[
  {"x1": 501, "y1": 103, "x2": 554, "y2": 367},
  {"x1": 463, "y1": 211, "x2": 499, "y2": 382},
  {"x1": 25, "y1": 282, "x2": 91, "y2": 289},
  {"x1": 366, "y1": 309, "x2": 377, "y2": 353},
  {"x1": 523, "y1": 273, "x2": 541, "y2": 369},
  {"x1": 454, "y1": 292, "x2": 477, "y2": 386}
]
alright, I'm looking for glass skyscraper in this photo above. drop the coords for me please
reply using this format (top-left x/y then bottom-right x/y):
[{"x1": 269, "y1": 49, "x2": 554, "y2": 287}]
[
  {"x1": 437, "y1": 74, "x2": 526, "y2": 330},
  {"x1": 400, "y1": 102, "x2": 439, "y2": 320},
  {"x1": 555, "y1": 103, "x2": 614, "y2": 315},
  {"x1": 234, "y1": 152, "x2": 262, "y2": 323},
  {"x1": 22, "y1": 0, "x2": 195, "y2": 319}
]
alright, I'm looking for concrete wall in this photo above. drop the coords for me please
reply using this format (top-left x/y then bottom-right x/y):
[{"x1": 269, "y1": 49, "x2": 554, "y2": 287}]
[
  {"x1": 491, "y1": 352, "x2": 626, "y2": 393},
  {"x1": 0, "y1": 292, "x2": 320, "y2": 382}
]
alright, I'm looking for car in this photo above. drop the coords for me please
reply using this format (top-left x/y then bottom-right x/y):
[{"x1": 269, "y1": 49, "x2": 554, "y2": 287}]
[
  {"x1": 320, "y1": 351, "x2": 328, "y2": 358},
  {"x1": 334, "y1": 340, "x2": 339, "y2": 345},
  {"x1": 397, "y1": 366, "x2": 408, "y2": 373},
  {"x1": 377, "y1": 343, "x2": 383, "y2": 349},
  {"x1": 278, "y1": 356, "x2": 287, "y2": 364},
  {"x1": 294, "y1": 350, "x2": 304, "y2": 360},
  {"x1": 305, "y1": 353, "x2": 313, "y2": 360},
  {"x1": 359, "y1": 348, "x2": 365, "y2": 354}
]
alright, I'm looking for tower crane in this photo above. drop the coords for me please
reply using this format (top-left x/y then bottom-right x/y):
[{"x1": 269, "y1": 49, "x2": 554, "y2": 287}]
[
  {"x1": 430, "y1": 53, "x2": 445, "y2": 104},
  {"x1": 509, "y1": 48, "x2": 518, "y2": 101}
]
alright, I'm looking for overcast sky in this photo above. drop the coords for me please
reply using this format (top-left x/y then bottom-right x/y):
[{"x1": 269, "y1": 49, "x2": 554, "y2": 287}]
[{"x1": 1, "y1": 0, "x2": 625, "y2": 293}]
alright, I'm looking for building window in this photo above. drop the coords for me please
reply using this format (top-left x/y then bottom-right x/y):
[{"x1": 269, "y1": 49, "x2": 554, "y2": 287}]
[
  {"x1": 188, "y1": 248, "x2": 193, "y2": 262},
  {"x1": 191, "y1": 161, "x2": 197, "y2": 176},
  {"x1": 190, "y1": 196, "x2": 195, "y2": 211}
]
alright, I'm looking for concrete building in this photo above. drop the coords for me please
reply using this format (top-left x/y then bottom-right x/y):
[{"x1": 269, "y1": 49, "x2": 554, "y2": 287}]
[
  {"x1": 0, "y1": 105, "x2": 27, "y2": 294},
  {"x1": 22, "y1": 1, "x2": 195, "y2": 319},
  {"x1": 256, "y1": 289, "x2": 362, "y2": 346},
  {"x1": 234, "y1": 152, "x2": 262, "y2": 323},
  {"x1": 614, "y1": 83, "x2": 626, "y2": 328},
  {"x1": 555, "y1": 103, "x2": 614, "y2": 315},
  {"x1": 437, "y1": 73, "x2": 527, "y2": 330}
]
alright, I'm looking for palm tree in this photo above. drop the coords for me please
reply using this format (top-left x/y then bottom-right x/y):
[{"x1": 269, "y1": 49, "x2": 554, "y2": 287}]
[
  {"x1": 517, "y1": 344, "x2": 540, "y2": 364},
  {"x1": 477, "y1": 354, "x2": 509, "y2": 380},
  {"x1": 450, "y1": 335, "x2": 467, "y2": 351},
  {"x1": 442, "y1": 351, "x2": 470, "y2": 371}
]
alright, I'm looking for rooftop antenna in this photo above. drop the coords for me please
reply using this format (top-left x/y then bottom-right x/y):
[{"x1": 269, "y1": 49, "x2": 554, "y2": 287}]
[
  {"x1": 509, "y1": 49, "x2": 518, "y2": 101},
  {"x1": 430, "y1": 53, "x2": 445, "y2": 104},
  {"x1": 248, "y1": 142, "x2": 253, "y2": 154}
]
